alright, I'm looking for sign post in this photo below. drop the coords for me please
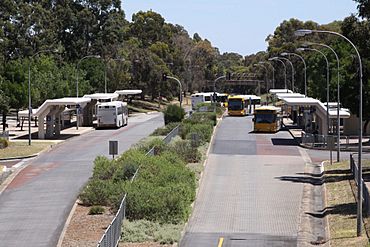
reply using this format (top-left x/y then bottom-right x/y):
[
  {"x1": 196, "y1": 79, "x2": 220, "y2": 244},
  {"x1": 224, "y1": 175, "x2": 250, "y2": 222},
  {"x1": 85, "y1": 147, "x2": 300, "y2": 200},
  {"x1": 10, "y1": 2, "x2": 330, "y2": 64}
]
[
  {"x1": 109, "y1": 140, "x2": 118, "y2": 159},
  {"x1": 327, "y1": 135, "x2": 335, "y2": 165}
]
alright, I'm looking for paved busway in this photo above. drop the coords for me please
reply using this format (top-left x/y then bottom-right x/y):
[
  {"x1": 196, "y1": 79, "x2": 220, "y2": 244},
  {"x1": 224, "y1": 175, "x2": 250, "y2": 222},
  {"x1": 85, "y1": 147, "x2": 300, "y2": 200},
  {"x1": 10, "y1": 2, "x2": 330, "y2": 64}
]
[
  {"x1": 181, "y1": 115, "x2": 309, "y2": 246},
  {"x1": 0, "y1": 113, "x2": 164, "y2": 247}
]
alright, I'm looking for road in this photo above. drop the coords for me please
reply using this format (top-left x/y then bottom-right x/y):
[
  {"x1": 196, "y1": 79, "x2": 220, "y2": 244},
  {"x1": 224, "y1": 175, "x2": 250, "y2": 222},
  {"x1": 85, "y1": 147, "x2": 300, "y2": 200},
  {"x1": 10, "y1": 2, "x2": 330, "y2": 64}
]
[
  {"x1": 0, "y1": 113, "x2": 164, "y2": 247},
  {"x1": 180, "y1": 115, "x2": 329, "y2": 247}
]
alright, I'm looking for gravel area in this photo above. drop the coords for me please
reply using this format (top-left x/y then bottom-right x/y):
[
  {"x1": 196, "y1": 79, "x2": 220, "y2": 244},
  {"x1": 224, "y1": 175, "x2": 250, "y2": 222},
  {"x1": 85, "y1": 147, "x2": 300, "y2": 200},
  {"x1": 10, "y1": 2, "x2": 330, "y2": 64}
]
[
  {"x1": 61, "y1": 204, "x2": 114, "y2": 247},
  {"x1": 60, "y1": 203, "x2": 174, "y2": 247}
]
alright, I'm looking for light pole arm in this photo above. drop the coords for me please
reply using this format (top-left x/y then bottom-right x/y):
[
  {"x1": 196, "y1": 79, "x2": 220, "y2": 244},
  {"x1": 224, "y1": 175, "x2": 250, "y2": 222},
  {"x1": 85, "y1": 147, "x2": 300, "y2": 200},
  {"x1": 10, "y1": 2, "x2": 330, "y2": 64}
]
[
  {"x1": 214, "y1": 75, "x2": 226, "y2": 92},
  {"x1": 167, "y1": 76, "x2": 183, "y2": 108},
  {"x1": 270, "y1": 58, "x2": 287, "y2": 89}
]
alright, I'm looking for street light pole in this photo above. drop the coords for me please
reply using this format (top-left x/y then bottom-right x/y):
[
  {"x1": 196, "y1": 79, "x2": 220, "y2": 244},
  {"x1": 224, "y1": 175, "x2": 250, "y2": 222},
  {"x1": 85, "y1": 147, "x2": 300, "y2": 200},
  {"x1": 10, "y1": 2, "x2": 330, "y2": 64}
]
[
  {"x1": 298, "y1": 47, "x2": 330, "y2": 136},
  {"x1": 295, "y1": 29, "x2": 363, "y2": 236},
  {"x1": 269, "y1": 57, "x2": 287, "y2": 89},
  {"x1": 281, "y1": 52, "x2": 307, "y2": 97},
  {"x1": 76, "y1": 55, "x2": 101, "y2": 129},
  {"x1": 166, "y1": 76, "x2": 183, "y2": 108},
  {"x1": 278, "y1": 57, "x2": 295, "y2": 92},
  {"x1": 259, "y1": 61, "x2": 275, "y2": 89},
  {"x1": 28, "y1": 49, "x2": 55, "y2": 146},
  {"x1": 304, "y1": 42, "x2": 341, "y2": 162}
]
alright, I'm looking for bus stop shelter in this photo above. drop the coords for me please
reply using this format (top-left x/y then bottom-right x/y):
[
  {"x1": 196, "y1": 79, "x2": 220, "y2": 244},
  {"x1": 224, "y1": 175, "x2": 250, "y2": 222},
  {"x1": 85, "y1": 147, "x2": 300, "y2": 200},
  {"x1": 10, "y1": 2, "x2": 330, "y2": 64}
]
[{"x1": 19, "y1": 97, "x2": 91, "y2": 139}]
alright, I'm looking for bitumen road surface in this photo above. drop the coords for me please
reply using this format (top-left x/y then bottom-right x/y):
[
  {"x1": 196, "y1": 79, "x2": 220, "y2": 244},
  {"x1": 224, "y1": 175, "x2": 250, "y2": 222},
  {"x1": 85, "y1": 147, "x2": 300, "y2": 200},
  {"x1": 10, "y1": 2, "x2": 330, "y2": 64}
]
[
  {"x1": 0, "y1": 113, "x2": 164, "y2": 247},
  {"x1": 180, "y1": 115, "x2": 331, "y2": 247}
]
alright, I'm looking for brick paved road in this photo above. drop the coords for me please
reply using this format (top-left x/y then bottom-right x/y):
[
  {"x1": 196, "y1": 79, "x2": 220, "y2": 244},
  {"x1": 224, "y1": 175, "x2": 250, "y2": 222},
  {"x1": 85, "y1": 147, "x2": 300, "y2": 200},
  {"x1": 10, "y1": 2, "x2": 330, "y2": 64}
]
[{"x1": 180, "y1": 116, "x2": 310, "y2": 247}]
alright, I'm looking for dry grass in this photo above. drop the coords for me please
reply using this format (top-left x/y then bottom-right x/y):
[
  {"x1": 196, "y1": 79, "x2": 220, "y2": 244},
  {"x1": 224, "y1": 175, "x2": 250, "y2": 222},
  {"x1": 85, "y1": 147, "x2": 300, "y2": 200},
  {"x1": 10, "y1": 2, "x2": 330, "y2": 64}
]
[
  {"x1": 0, "y1": 141, "x2": 53, "y2": 159},
  {"x1": 324, "y1": 161, "x2": 369, "y2": 246}
]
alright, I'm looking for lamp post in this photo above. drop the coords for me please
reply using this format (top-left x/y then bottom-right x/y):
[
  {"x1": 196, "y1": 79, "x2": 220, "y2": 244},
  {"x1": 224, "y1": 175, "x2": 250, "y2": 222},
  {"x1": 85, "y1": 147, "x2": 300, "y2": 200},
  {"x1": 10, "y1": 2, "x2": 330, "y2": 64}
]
[
  {"x1": 76, "y1": 55, "x2": 101, "y2": 129},
  {"x1": 28, "y1": 49, "x2": 56, "y2": 146},
  {"x1": 278, "y1": 57, "x2": 295, "y2": 92},
  {"x1": 281, "y1": 52, "x2": 307, "y2": 97},
  {"x1": 269, "y1": 57, "x2": 287, "y2": 89},
  {"x1": 164, "y1": 75, "x2": 183, "y2": 108},
  {"x1": 104, "y1": 58, "x2": 125, "y2": 93},
  {"x1": 295, "y1": 29, "x2": 363, "y2": 236},
  {"x1": 259, "y1": 61, "x2": 275, "y2": 89},
  {"x1": 304, "y1": 42, "x2": 341, "y2": 162},
  {"x1": 297, "y1": 47, "x2": 330, "y2": 136}
]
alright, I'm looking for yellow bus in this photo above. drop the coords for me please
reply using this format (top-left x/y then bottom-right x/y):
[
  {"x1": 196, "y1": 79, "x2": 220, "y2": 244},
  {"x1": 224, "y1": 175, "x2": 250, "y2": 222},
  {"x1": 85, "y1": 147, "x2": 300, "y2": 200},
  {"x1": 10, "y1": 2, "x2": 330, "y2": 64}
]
[
  {"x1": 227, "y1": 95, "x2": 248, "y2": 116},
  {"x1": 253, "y1": 106, "x2": 281, "y2": 132}
]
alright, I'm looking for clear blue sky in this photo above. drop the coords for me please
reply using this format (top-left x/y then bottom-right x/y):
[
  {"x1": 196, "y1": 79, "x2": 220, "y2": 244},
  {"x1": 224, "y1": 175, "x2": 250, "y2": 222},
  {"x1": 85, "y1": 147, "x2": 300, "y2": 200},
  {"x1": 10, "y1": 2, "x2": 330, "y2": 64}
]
[{"x1": 122, "y1": 0, "x2": 358, "y2": 56}]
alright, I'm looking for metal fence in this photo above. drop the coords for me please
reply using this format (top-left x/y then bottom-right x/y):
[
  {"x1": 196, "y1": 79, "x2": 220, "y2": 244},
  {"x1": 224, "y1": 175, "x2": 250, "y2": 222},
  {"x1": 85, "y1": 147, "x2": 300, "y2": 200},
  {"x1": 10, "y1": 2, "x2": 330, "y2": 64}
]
[
  {"x1": 301, "y1": 132, "x2": 370, "y2": 150},
  {"x1": 350, "y1": 153, "x2": 370, "y2": 214},
  {"x1": 97, "y1": 124, "x2": 180, "y2": 247},
  {"x1": 0, "y1": 130, "x2": 9, "y2": 140}
]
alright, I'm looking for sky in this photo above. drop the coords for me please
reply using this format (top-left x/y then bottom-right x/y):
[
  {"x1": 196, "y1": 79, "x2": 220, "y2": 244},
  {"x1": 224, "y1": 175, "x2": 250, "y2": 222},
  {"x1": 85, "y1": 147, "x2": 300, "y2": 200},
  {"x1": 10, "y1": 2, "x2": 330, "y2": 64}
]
[{"x1": 122, "y1": 0, "x2": 359, "y2": 56}]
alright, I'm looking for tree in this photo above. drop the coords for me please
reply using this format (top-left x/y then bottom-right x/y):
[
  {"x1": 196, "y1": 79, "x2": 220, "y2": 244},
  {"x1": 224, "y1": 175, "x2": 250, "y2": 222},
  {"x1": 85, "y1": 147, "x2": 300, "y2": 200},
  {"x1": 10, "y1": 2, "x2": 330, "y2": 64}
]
[{"x1": 354, "y1": 0, "x2": 370, "y2": 18}]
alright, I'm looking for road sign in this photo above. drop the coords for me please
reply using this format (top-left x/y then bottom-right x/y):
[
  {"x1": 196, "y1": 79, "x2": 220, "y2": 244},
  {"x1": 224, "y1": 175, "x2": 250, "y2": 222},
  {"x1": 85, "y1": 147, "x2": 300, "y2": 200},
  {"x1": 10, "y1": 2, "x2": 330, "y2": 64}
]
[{"x1": 109, "y1": 140, "x2": 118, "y2": 159}]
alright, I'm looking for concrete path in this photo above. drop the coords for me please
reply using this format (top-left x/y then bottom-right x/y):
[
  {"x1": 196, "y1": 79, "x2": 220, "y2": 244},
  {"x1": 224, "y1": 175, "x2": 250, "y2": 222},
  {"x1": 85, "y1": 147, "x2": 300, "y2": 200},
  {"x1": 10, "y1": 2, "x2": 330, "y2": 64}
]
[
  {"x1": 0, "y1": 113, "x2": 164, "y2": 247},
  {"x1": 180, "y1": 115, "x2": 321, "y2": 247}
]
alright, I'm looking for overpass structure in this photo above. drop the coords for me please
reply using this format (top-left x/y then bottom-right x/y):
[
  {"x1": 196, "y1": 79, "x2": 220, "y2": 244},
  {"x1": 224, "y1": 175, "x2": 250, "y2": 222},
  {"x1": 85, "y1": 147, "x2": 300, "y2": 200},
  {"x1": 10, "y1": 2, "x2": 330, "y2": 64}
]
[{"x1": 19, "y1": 90, "x2": 142, "y2": 140}]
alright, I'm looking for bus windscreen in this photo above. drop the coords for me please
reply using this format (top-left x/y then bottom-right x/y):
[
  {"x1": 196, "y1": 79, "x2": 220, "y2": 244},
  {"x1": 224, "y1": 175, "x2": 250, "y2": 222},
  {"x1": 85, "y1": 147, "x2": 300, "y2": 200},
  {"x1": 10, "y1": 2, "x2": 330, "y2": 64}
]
[
  {"x1": 228, "y1": 100, "x2": 243, "y2": 110},
  {"x1": 255, "y1": 114, "x2": 276, "y2": 124}
]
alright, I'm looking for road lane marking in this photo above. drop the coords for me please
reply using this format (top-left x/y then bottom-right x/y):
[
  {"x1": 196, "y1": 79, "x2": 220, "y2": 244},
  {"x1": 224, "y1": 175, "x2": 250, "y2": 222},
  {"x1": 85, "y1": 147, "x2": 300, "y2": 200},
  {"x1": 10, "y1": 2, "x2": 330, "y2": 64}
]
[{"x1": 217, "y1": 237, "x2": 224, "y2": 247}]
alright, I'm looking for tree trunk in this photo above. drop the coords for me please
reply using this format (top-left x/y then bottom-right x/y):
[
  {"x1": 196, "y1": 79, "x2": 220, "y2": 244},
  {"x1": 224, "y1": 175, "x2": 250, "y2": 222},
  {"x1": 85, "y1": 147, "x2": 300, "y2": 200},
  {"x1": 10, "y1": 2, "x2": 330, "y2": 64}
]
[
  {"x1": 364, "y1": 119, "x2": 370, "y2": 136},
  {"x1": 2, "y1": 111, "x2": 6, "y2": 132}
]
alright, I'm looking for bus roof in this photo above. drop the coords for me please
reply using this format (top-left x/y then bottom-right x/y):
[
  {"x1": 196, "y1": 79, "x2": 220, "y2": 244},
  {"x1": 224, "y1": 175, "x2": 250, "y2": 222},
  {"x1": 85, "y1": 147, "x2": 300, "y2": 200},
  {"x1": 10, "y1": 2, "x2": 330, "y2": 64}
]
[
  {"x1": 98, "y1": 101, "x2": 127, "y2": 107},
  {"x1": 255, "y1": 106, "x2": 281, "y2": 111}
]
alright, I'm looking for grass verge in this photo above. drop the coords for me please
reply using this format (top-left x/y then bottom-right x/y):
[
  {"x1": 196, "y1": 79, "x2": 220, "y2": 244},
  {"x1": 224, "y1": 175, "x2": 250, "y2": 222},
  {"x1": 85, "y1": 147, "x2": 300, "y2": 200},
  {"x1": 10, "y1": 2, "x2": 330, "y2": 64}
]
[
  {"x1": 0, "y1": 141, "x2": 53, "y2": 159},
  {"x1": 324, "y1": 161, "x2": 369, "y2": 246}
]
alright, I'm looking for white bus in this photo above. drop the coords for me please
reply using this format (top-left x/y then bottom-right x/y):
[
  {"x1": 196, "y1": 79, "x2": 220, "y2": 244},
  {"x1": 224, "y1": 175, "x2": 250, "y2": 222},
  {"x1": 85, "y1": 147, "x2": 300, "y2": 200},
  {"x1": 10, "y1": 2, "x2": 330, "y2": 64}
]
[
  {"x1": 96, "y1": 101, "x2": 128, "y2": 128},
  {"x1": 191, "y1": 92, "x2": 214, "y2": 110}
]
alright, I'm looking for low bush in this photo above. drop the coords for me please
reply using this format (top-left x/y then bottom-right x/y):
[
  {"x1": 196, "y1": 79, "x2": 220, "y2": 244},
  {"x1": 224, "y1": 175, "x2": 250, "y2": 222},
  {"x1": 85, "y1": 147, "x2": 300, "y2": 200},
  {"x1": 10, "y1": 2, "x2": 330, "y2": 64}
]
[
  {"x1": 92, "y1": 156, "x2": 116, "y2": 180},
  {"x1": 0, "y1": 138, "x2": 9, "y2": 149},
  {"x1": 88, "y1": 205, "x2": 105, "y2": 215},
  {"x1": 121, "y1": 220, "x2": 182, "y2": 244},
  {"x1": 135, "y1": 137, "x2": 167, "y2": 155},
  {"x1": 163, "y1": 104, "x2": 185, "y2": 124},
  {"x1": 114, "y1": 149, "x2": 147, "y2": 181},
  {"x1": 125, "y1": 154, "x2": 196, "y2": 224},
  {"x1": 151, "y1": 122, "x2": 180, "y2": 136},
  {"x1": 181, "y1": 122, "x2": 213, "y2": 145},
  {"x1": 79, "y1": 179, "x2": 125, "y2": 210},
  {"x1": 185, "y1": 112, "x2": 217, "y2": 126},
  {"x1": 168, "y1": 137, "x2": 201, "y2": 163}
]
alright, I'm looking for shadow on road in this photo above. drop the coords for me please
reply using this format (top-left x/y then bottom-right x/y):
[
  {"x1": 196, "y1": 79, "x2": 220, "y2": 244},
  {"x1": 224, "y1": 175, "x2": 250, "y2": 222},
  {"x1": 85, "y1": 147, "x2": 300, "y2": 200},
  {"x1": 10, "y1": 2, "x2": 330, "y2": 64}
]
[
  {"x1": 14, "y1": 132, "x2": 79, "y2": 140},
  {"x1": 271, "y1": 138, "x2": 299, "y2": 146},
  {"x1": 276, "y1": 172, "x2": 353, "y2": 185},
  {"x1": 306, "y1": 202, "x2": 357, "y2": 218}
]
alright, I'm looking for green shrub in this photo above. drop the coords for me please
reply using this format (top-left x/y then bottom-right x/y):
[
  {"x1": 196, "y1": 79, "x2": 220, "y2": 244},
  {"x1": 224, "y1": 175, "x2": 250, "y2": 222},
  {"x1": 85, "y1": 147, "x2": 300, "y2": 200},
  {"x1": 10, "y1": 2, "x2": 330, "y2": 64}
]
[
  {"x1": 185, "y1": 112, "x2": 216, "y2": 126},
  {"x1": 135, "y1": 137, "x2": 167, "y2": 155},
  {"x1": 125, "y1": 154, "x2": 196, "y2": 224},
  {"x1": 121, "y1": 220, "x2": 182, "y2": 244},
  {"x1": 151, "y1": 122, "x2": 180, "y2": 136},
  {"x1": 114, "y1": 149, "x2": 147, "y2": 181},
  {"x1": 181, "y1": 122, "x2": 213, "y2": 145},
  {"x1": 92, "y1": 156, "x2": 116, "y2": 180},
  {"x1": 80, "y1": 179, "x2": 125, "y2": 210},
  {"x1": 163, "y1": 104, "x2": 185, "y2": 124},
  {"x1": 168, "y1": 137, "x2": 201, "y2": 163},
  {"x1": 0, "y1": 138, "x2": 9, "y2": 149},
  {"x1": 88, "y1": 205, "x2": 105, "y2": 215}
]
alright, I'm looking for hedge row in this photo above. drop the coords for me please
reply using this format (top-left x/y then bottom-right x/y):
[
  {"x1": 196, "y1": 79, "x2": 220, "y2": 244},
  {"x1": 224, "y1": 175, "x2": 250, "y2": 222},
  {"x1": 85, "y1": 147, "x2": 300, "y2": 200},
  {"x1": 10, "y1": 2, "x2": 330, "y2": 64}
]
[{"x1": 80, "y1": 107, "x2": 215, "y2": 224}]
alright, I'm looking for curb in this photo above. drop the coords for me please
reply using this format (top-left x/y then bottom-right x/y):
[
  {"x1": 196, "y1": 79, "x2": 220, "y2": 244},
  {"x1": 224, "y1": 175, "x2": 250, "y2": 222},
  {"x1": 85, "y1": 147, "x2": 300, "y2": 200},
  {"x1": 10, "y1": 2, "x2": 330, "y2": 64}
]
[
  {"x1": 56, "y1": 202, "x2": 79, "y2": 247},
  {"x1": 178, "y1": 111, "x2": 224, "y2": 246},
  {"x1": 320, "y1": 161, "x2": 331, "y2": 247}
]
